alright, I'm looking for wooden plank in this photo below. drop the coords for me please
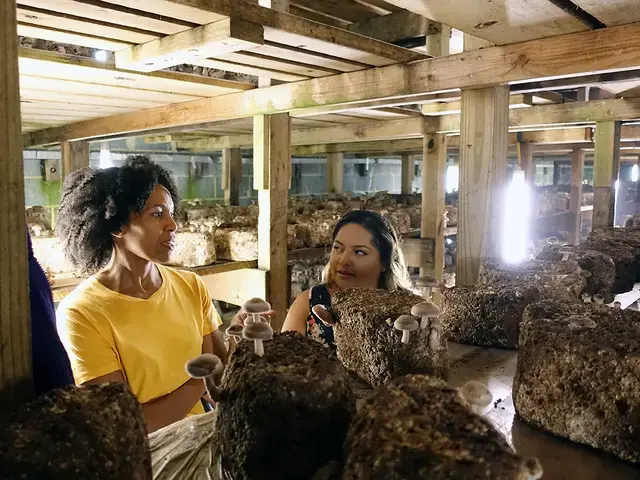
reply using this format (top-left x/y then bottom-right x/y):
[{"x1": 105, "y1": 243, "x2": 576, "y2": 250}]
[
  {"x1": 380, "y1": 0, "x2": 587, "y2": 44},
  {"x1": 17, "y1": 22, "x2": 132, "y2": 51},
  {"x1": 255, "y1": 113, "x2": 291, "y2": 331},
  {"x1": 457, "y1": 85, "x2": 509, "y2": 286},
  {"x1": 326, "y1": 152, "x2": 344, "y2": 194},
  {"x1": 222, "y1": 147, "x2": 242, "y2": 206},
  {"x1": 0, "y1": 0, "x2": 31, "y2": 400},
  {"x1": 292, "y1": 138, "x2": 424, "y2": 155},
  {"x1": 462, "y1": 33, "x2": 493, "y2": 51},
  {"x1": 24, "y1": 21, "x2": 640, "y2": 146},
  {"x1": 593, "y1": 121, "x2": 621, "y2": 229},
  {"x1": 569, "y1": 148, "x2": 585, "y2": 244},
  {"x1": 347, "y1": 9, "x2": 437, "y2": 43},
  {"x1": 517, "y1": 141, "x2": 535, "y2": 184},
  {"x1": 292, "y1": 0, "x2": 381, "y2": 23},
  {"x1": 116, "y1": 18, "x2": 264, "y2": 72},
  {"x1": 422, "y1": 94, "x2": 533, "y2": 116},
  {"x1": 421, "y1": 132, "x2": 446, "y2": 301},
  {"x1": 401, "y1": 154, "x2": 414, "y2": 194},
  {"x1": 401, "y1": 237, "x2": 434, "y2": 269},
  {"x1": 61, "y1": 140, "x2": 89, "y2": 179},
  {"x1": 571, "y1": 0, "x2": 640, "y2": 27},
  {"x1": 21, "y1": 100, "x2": 133, "y2": 115},
  {"x1": 199, "y1": 268, "x2": 267, "y2": 306},
  {"x1": 288, "y1": 5, "x2": 349, "y2": 28}
]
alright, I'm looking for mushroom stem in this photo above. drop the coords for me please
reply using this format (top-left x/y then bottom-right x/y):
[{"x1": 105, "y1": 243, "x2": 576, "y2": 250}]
[
  {"x1": 420, "y1": 316, "x2": 429, "y2": 329},
  {"x1": 561, "y1": 252, "x2": 570, "y2": 261},
  {"x1": 401, "y1": 330, "x2": 411, "y2": 344},
  {"x1": 254, "y1": 339, "x2": 264, "y2": 356}
]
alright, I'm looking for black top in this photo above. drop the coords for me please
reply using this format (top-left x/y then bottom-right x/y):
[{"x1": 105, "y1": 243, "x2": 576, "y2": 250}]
[{"x1": 306, "y1": 284, "x2": 335, "y2": 349}]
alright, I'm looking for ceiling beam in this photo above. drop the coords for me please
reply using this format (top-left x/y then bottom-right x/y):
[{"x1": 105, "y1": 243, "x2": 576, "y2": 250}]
[
  {"x1": 347, "y1": 9, "x2": 439, "y2": 44},
  {"x1": 23, "y1": 21, "x2": 640, "y2": 146},
  {"x1": 421, "y1": 93, "x2": 533, "y2": 115}
]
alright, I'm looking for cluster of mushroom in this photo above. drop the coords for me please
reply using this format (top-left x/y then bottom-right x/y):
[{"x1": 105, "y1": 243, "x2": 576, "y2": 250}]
[
  {"x1": 226, "y1": 298, "x2": 274, "y2": 357},
  {"x1": 393, "y1": 276, "x2": 444, "y2": 350},
  {"x1": 581, "y1": 293, "x2": 622, "y2": 309}
]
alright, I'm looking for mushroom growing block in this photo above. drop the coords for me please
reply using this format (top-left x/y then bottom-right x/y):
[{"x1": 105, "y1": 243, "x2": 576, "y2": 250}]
[
  {"x1": 0, "y1": 383, "x2": 151, "y2": 479},
  {"x1": 577, "y1": 239, "x2": 636, "y2": 294},
  {"x1": 167, "y1": 231, "x2": 216, "y2": 267},
  {"x1": 214, "y1": 332, "x2": 355, "y2": 480},
  {"x1": 331, "y1": 288, "x2": 448, "y2": 387},
  {"x1": 441, "y1": 285, "x2": 543, "y2": 348},
  {"x1": 342, "y1": 375, "x2": 542, "y2": 480},
  {"x1": 515, "y1": 299, "x2": 640, "y2": 463},
  {"x1": 214, "y1": 227, "x2": 258, "y2": 261}
]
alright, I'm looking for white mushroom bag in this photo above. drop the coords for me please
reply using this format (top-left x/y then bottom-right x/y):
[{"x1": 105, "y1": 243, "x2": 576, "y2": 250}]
[{"x1": 148, "y1": 411, "x2": 224, "y2": 480}]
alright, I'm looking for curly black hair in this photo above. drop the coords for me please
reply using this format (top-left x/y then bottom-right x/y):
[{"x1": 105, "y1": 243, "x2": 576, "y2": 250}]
[{"x1": 57, "y1": 155, "x2": 180, "y2": 273}]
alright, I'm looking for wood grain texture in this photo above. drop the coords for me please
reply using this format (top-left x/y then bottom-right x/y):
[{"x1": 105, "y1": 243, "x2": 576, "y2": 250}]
[
  {"x1": 400, "y1": 154, "x2": 414, "y2": 194},
  {"x1": 222, "y1": 148, "x2": 242, "y2": 206},
  {"x1": 24, "y1": 21, "x2": 640, "y2": 146},
  {"x1": 255, "y1": 113, "x2": 291, "y2": 331},
  {"x1": 457, "y1": 85, "x2": 509, "y2": 286},
  {"x1": 0, "y1": 0, "x2": 31, "y2": 400},
  {"x1": 61, "y1": 140, "x2": 89, "y2": 179},
  {"x1": 517, "y1": 141, "x2": 534, "y2": 184},
  {"x1": 571, "y1": 0, "x2": 640, "y2": 27},
  {"x1": 326, "y1": 152, "x2": 344, "y2": 194},
  {"x1": 593, "y1": 121, "x2": 621, "y2": 229},
  {"x1": 569, "y1": 148, "x2": 585, "y2": 244}
]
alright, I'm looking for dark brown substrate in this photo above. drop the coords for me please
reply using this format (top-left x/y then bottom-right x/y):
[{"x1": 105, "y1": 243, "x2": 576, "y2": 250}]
[
  {"x1": 0, "y1": 383, "x2": 151, "y2": 480},
  {"x1": 515, "y1": 299, "x2": 640, "y2": 464},
  {"x1": 331, "y1": 288, "x2": 448, "y2": 387},
  {"x1": 342, "y1": 375, "x2": 538, "y2": 480},
  {"x1": 214, "y1": 331, "x2": 355, "y2": 480}
]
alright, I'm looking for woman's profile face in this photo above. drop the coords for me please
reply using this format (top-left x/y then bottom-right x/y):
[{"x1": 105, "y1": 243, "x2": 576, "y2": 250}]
[
  {"x1": 329, "y1": 223, "x2": 384, "y2": 290},
  {"x1": 118, "y1": 184, "x2": 178, "y2": 263}
]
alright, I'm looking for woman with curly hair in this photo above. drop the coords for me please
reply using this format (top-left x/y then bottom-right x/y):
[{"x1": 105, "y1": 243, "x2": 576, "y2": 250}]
[{"x1": 56, "y1": 155, "x2": 226, "y2": 432}]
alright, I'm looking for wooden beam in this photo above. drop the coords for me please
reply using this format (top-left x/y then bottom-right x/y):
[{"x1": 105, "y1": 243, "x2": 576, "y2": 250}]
[
  {"x1": 517, "y1": 141, "x2": 535, "y2": 184},
  {"x1": 569, "y1": 148, "x2": 585, "y2": 244},
  {"x1": 457, "y1": 85, "x2": 509, "y2": 285},
  {"x1": 421, "y1": 132, "x2": 447, "y2": 301},
  {"x1": 292, "y1": 138, "x2": 424, "y2": 156},
  {"x1": 199, "y1": 268, "x2": 267, "y2": 306},
  {"x1": 425, "y1": 23, "x2": 450, "y2": 58},
  {"x1": 0, "y1": 0, "x2": 31, "y2": 401},
  {"x1": 61, "y1": 140, "x2": 90, "y2": 179},
  {"x1": 326, "y1": 152, "x2": 344, "y2": 194},
  {"x1": 401, "y1": 154, "x2": 414, "y2": 194},
  {"x1": 422, "y1": 93, "x2": 533, "y2": 116},
  {"x1": 462, "y1": 33, "x2": 493, "y2": 51},
  {"x1": 115, "y1": 17, "x2": 264, "y2": 72},
  {"x1": 222, "y1": 147, "x2": 242, "y2": 205},
  {"x1": 593, "y1": 121, "x2": 622, "y2": 229},
  {"x1": 23, "y1": 21, "x2": 640, "y2": 146},
  {"x1": 347, "y1": 9, "x2": 438, "y2": 43},
  {"x1": 255, "y1": 113, "x2": 291, "y2": 331},
  {"x1": 257, "y1": 0, "x2": 289, "y2": 87}
]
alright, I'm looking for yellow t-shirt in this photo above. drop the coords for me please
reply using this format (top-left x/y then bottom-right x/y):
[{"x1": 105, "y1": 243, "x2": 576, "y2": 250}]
[{"x1": 56, "y1": 264, "x2": 222, "y2": 416}]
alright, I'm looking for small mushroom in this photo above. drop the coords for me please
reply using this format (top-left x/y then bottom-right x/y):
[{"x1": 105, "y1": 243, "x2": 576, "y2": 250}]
[
  {"x1": 393, "y1": 315, "x2": 419, "y2": 344},
  {"x1": 428, "y1": 326, "x2": 443, "y2": 351},
  {"x1": 614, "y1": 301, "x2": 622, "y2": 309},
  {"x1": 186, "y1": 353, "x2": 224, "y2": 401},
  {"x1": 593, "y1": 294, "x2": 605, "y2": 304},
  {"x1": 581, "y1": 270, "x2": 592, "y2": 279},
  {"x1": 459, "y1": 381, "x2": 493, "y2": 414},
  {"x1": 525, "y1": 247, "x2": 535, "y2": 261},
  {"x1": 416, "y1": 275, "x2": 439, "y2": 298},
  {"x1": 546, "y1": 236, "x2": 559, "y2": 246},
  {"x1": 523, "y1": 457, "x2": 544, "y2": 480},
  {"x1": 243, "y1": 297, "x2": 271, "y2": 324},
  {"x1": 225, "y1": 324, "x2": 243, "y2": 340},
  {"x1": 559, "y1": 246, "x2": 572, "y2": 261},
  {"x1": 567, "y1": 315, "x2": 597, "y2": 330},
  {"x1": 243, "y1": 321, "x2": 273, "y2": 356},
  {"x1": 581, "y1": 293, "x2": 592, "y2": 303},
  {"x1": 411, "y1": 301, "x2": 440, "y2": 329},
  {"x1": 312, "y1": 304, "x2": 335, "y2": 326}
]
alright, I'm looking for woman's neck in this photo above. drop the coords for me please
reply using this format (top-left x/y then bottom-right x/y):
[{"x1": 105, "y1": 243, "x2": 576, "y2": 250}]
[{"x1": 97, "y1": 249, "x2": 162, "y2": 299}]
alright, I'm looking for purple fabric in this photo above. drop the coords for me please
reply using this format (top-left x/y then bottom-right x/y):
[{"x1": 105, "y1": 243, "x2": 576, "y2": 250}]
[{"x1": 27, "y1": 230, "x2": 74, "y2": 396}]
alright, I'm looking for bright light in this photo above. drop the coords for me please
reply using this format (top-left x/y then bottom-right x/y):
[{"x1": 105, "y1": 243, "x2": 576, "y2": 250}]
[
  {"x1": 502, "y1": 168, "x2": 530, "y2": 264},
  {"x1": 446, "y1": 165, "x2": 459, "y2": 193},
  {"x1": 99, "y1": 143, "x2": 112, "y2": 169},
  {"x1": 633, "y1": 165, "x2": 639, "y2": 182},
  {"x1": 615, "y1": 179, "x2": 620, "y2": 192},
  {"x1": 94, "y1": 50, "x2": 108, "y2": 62},
  {"x1": 446, "y1": 238, "x2": 452, "y2": 245}
]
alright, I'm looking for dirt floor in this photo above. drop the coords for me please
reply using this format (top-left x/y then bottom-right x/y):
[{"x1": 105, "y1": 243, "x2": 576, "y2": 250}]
[{"x1": 447, "y1": 342, "x2": 640, "y2": 480}]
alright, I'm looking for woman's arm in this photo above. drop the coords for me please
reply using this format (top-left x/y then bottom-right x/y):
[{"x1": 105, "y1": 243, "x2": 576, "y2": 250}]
[{"x1": 282, "y1": 290, "x2": 311, "y2": 335}]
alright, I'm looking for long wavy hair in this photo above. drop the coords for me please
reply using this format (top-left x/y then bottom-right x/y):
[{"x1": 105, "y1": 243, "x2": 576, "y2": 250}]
[{"x1": 321, "y1": 210, "x2": 413, "y2": 291}]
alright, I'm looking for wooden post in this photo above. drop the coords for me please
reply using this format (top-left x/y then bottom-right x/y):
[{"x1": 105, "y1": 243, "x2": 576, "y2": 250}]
[
  {"x1": 257, "y1": 0, "x2": 288, "y2": 87},
  {"x1": 593, "y1": 121, "x2": 621, "y2": 229},
  {"x1": 517, "y1": 142, "x2": 534, "y2": 185},
  {"x1": 425, "y1": 24, "x2": 451, "y2": 57},
  {"x1": 254, "y1": 113, "x2": 291, "y2": 332},
  {"x1": 222, "y1": 147, "x2": 242, "y2": 206},
  {"x1": 421, "y1": 132, "x2": 447, "y2": 302},
  {"x1": 569, "y1": 148, "x2": 585, "y2": 244},
  {"x1": 401, "y1": 154, "x2": 414, "y2": 194},
  {"x1": 0, "y1": 0, "x2": 31, "y2": 401},
  {"x1": 326, "y1": 152, "x2": 344, "y2": 194},
  {"x1": 457, "y1": 85, "x2": 510, "y2": 285},
  {"x1": 61, "y1": 141, "x2": 90, "y2": 179}
]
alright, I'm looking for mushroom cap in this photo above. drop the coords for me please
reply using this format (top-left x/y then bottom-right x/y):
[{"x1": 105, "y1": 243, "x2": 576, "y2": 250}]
[
  {"x1": 186, "y1": 353, "x2": 224, "y2": 378},
  {"x1": 411, "y1": 301, "x2": 440, "y2": 318},
  {"x1": 416, "y1": 275, "x2": 439, "y2": 288},
  {"x1": 459, "y1": 381, "x2": 493, "y2": 408},
  {"x1": 243, "y1": 321, "x2": 274, "y2": 341},
  {"x1": 581, "y1": 270, "x2": 592, "y2": 278},
  {"x1": 393, "y1": 315, "x2": 419, "y2": 332},
  {"x1": 243, "y1": 297, "x2": 271, "y2": 314},
  {"x1": 225, "y1": 324, "x2": 244, "y2": 337},
  {"x1": 312, "y1": 304, "x2": 335, "y2": 325},
  {"x1": 559, "y1": 246, "x2": 573, "y2": 254}
]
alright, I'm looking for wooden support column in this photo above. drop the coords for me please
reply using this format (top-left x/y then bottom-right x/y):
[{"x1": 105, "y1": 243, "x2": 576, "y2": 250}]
[
  {"x1": 326, "y1": 152, "x2": 344, "y2": 194},
  {"x1": 254, "y1": 113, "x2": 291, "y2": 331},
  {"x1": 0, "y1": 0, "x2": 31, "y2": 401},
  {"x1": 257, "y1": 0, "x2": 288, "y2": 87},
  {"x1": 421, "y1": 132, "x2": 447, "y2": 301},
  {"x1": 457, "y1": 85, "x2": 510, "y2": 286},
  {"x1": 517, "y1": 141, "x2": 534, "y2": 185},
  {"x1": 61, "y1": 140, "x2": 89, "y2": 179},
  {"x1": 569, "y1": 148, "x2": 585, "y2": 244},
  {"x1": 593, "y1": 121, "x2": 621, "y2": 229},
  {"x1": 222, "y1": 147, "x2": 242, "y2": 205},
  {"x1": 401, "y1": 154, "x2": 414, "y2": 194}
]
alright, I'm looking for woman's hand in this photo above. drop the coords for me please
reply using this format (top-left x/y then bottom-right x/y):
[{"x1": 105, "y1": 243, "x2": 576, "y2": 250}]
[{"x1": 230, "y1": 308, "x2": 277, "y2": 327}]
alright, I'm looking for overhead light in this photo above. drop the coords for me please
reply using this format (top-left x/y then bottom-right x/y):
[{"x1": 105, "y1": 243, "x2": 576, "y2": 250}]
[
  {"x1": 502, "y1": 167, "x2": 530, "y2": 264},
  {"x1": 99, "y1": 142, "x2": 112, "y2": 169},
  {"x1": 632, "y1": 164, "x2": 638, "y2": 182},
  {"x1": 94, "y1": 50, "x2": 108, "y2": 62}
]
